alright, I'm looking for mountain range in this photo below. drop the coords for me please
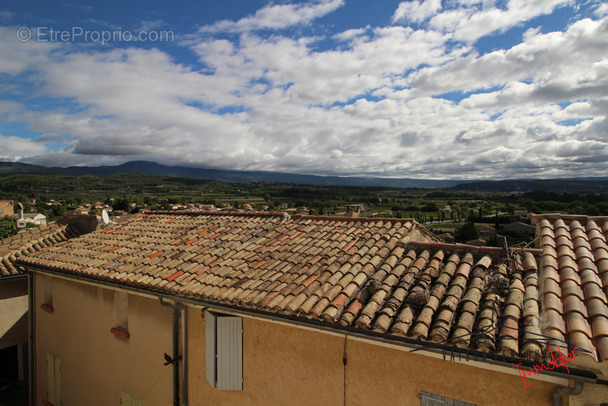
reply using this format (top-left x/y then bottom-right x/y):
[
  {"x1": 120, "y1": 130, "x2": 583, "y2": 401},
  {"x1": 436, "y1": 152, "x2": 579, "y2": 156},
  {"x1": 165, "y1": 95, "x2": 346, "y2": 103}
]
[{"x1": 1, "y1": 161, "x2": 607, "y2": 192}]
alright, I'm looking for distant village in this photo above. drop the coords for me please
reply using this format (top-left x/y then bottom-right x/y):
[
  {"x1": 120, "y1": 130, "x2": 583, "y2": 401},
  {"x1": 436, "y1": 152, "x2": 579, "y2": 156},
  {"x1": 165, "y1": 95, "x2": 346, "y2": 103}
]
[{"x1": 1, "y1": 198, "x2": 539, "y2": 247}]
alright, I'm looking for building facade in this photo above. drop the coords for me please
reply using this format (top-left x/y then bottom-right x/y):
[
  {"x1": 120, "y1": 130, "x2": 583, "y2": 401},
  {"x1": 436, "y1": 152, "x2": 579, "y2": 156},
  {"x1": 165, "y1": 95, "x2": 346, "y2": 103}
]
[{"x1": 15, "y1": 212, "x2": 608, "y2": 405}]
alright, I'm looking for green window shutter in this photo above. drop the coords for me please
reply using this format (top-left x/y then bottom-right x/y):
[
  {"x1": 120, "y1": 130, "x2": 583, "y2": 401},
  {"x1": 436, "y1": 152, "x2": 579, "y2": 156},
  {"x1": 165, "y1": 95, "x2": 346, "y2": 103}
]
[{"x1": 204, "y1": 311, "x2": 217, "y2": 388}]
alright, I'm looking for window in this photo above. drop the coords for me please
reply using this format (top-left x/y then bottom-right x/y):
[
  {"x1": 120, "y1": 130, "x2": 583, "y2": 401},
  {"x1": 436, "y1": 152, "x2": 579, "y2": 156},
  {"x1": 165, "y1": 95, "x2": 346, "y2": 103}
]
[
  {"x1": 420, "y1": 391, "x2": 476, "y2": 406},
  {"x1": 46, "y1": 353, "x2": 61, "y2": 406},
  {"x1": 111, "y1": 291, "x2": 130, "y2": 339},
  {"x1": 204, "y1": 311, "x2": 243, "y2": 390},
  {"x1": 120, "y1": 391, "x2": 142, "y2": 406},
  {"x1": 41, "y1": 277, "x2": 54, "y2": 313}
]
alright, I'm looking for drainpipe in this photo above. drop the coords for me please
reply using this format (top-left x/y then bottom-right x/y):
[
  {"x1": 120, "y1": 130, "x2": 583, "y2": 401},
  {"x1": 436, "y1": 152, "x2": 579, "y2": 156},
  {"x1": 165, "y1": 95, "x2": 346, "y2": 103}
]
[
  {"x1": 159, "y1": 298, "x2": 187, "y2": 406},
  {"x1": 159, "y1": 298, "x2": 180, "y2": 406},
  {"x1": 172, "y1": 306, "x2": 179, "y2": 406},
  {"x1": 181, "y1": 307, "x2": 188, "y2": 406},
  {"x1": 28, "y1": 273, "x2": 36, "y2": 406},
  {"x1": 552, "y1": 381, "x2": 584, "y2": 406}
]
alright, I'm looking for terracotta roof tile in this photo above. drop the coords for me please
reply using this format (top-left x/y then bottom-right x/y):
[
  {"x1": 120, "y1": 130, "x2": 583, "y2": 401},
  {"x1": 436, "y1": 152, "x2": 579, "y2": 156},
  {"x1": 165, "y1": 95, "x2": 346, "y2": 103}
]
[
  {"x1": 0, "y1": 220, "x2": 84, "y2": 278},
  {"x1": 532, "y1": 214, "x2": 608, "y2": 362},
  {"x1": 13, "y1": 211, "x2": 608, "y2": 366}
]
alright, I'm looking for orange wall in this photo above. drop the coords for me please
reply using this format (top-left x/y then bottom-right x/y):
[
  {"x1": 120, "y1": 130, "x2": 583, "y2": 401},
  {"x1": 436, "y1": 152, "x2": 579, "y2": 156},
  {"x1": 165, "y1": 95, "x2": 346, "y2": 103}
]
[
  {"x1": 34, "y1": 275, "x2": 173, "y2": 406},
  {"x1": 188, "y1": 307, "x2": 559, "y2": 406},
  {"x1": 32, "y1": 274, "x2": 560, "y2": 406}
]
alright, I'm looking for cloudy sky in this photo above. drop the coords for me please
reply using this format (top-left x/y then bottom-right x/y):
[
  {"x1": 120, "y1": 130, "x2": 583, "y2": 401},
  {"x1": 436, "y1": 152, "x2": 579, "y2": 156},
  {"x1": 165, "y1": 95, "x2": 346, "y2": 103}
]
[{"x1": 1, "y1": 0, "x2": 607, "y2": 179}]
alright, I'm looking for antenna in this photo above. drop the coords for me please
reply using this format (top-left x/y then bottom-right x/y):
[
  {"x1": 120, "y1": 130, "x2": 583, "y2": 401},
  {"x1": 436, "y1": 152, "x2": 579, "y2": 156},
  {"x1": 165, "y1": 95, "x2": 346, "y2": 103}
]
[{"x1": 101, "y1": 209, "x2": 110, "y2": 226}]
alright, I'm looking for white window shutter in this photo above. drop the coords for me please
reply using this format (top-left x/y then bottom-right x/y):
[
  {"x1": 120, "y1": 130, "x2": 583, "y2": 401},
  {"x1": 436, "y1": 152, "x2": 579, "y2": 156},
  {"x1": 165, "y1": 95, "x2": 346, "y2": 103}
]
[
  {"x1": 204, "y1": 311, "x2": 217, "y2": 388},
  {"x1": 216, "y1": 316, "x2": 242, "y2": 390}
]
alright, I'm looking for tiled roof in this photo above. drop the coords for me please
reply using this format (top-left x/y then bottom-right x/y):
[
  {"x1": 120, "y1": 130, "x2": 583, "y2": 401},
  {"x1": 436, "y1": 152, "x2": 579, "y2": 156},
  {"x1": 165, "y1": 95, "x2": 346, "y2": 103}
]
[
  {"x1": 17, "y1": 211, "x2": 553, "y2": 360},
  {"x1": 532, "y1": 214, "x2": 608, "y2": 362},
  {"x1": 0, "y1": 222, "x2": 82, "y2": 278}
]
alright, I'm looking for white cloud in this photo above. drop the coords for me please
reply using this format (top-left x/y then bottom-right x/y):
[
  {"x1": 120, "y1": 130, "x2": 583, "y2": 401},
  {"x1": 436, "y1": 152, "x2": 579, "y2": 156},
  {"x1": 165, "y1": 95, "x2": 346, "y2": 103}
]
[
  {"x1": 595, "y1": 2, "x2": 608, "y2": 17},
  {"x1": 200, "y1": 0, "x2": 344, "y2": 33},
  {"x1": 1, "y1": 1, "x2": 606, "y2": 179},
  {"x1": 0, "y1": 133, "x2": 49, "y2": 161},
  {"x1": 427, "y1": 0, "x2": 573, "y2": 42},
  {"x1": 410, "y1": 17, "x2": 608, "y2": 102},
  {"x1": 393, "y1": 0, "x2": 443, "y2": 24},
  {"x1": 0, "y1": 26, "x2": 60, "y2": 75}
]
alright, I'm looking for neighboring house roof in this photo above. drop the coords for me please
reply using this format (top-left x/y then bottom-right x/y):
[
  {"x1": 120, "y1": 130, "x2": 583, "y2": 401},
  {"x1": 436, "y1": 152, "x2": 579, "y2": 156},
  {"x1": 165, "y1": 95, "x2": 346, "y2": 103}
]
[
  {"x1": 0, "y1": 222, "x2": 82, "y2": 278},
  {"x1": 502, "y1": 222, "x2": 536, "y2": 235},
  {"x1": 22, "y1": 213, "x2": 46, "y2": 219},
  {"x1": 532, "y1": 214, "x2": 608, "y2": 363},
  {"x1": 16, "y1": 211, "x2": 557, "y2": 363}
]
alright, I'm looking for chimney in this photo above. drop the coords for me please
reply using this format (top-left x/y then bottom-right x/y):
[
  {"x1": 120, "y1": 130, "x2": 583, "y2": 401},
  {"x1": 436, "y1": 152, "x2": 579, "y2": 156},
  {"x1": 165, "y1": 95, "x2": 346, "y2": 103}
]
[{"x1": 17, "y1": 203, "x2": 26, "y2": 231}]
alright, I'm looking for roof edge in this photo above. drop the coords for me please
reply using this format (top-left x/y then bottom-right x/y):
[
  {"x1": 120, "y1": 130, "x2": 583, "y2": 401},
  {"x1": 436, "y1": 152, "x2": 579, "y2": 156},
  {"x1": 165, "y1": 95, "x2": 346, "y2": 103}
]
[{"x1": 17, "y1": 263, "x2": 600, "y2": 382}]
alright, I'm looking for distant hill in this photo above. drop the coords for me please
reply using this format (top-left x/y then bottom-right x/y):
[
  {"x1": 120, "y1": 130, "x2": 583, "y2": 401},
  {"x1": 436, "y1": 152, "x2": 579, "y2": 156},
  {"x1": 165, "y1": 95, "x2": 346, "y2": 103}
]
[
  {"x1": 452, "y1": 179, "x2": 608, "y2": 193},
  {"x1": 0, "y1": 161, "x2": 464, "y2": 188},
  {"x1": 0, "y1": 162, "x2": 48, "y2": 172},
  {"x1": 2, "y1": 161, "x2": 607, "y2": 191}
]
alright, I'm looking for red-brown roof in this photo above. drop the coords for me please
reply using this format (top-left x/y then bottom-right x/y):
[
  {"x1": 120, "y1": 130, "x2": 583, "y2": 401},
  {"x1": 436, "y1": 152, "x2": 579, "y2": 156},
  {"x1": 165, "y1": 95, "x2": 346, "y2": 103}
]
[
  {"x1": 0, "y1": 222, "x2": 82, "y2": 278},
  {"x1": 17, "y1": 211, "x2": 560, "y2": 361},
  {"x1": 532, "y1": 214, "x2": 608, "y2": 362}
]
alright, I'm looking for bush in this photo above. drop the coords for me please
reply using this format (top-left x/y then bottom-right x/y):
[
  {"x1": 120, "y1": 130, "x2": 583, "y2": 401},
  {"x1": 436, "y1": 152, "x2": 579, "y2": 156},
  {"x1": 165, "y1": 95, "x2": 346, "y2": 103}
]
[
  {"x1": 0, "y1": 215, "x2": 17, "y2": 240},
  {"x1": 455, "y1": 222, "x2": 478, "y2": 242}
]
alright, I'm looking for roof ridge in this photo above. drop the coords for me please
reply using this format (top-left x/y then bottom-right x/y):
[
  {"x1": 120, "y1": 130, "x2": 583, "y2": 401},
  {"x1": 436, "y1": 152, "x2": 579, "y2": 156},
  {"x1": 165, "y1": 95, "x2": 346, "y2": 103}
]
[
  {"x1": 142, "y1": 210, "x2": 419, "y2": 224},
  {"x1": 291, "y1": 214, "x2": 415, "y2": 224},
  {"x1": 407, "y1": 241, "x2": 543, "y2": 255},
  {"x1": 531, "y1": 213, "x2": 608, "y2": 223},
  {"x1": 143, "y1": 210, "x2": 287, "y2": 217}
]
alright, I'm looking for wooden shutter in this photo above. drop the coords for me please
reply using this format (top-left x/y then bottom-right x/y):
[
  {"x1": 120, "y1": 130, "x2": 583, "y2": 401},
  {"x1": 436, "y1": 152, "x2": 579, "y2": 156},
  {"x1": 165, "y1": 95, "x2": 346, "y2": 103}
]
[
  {"x1": 121, "y1": 391, "x2": 142, "y2": 406},
  {"x1": 54, "y1": 357, "x2": 61, "y2": 405},
  {"x1": 46, "y1": 354, "x2": 61, "y2": 405},
  {"x1": 121, "y1": 391, "x2": 132, "y2": 406},
  {"x1": 420, "y1": 391, "x2": 476, "y2": 406},
  {"x1": 216, "y1": 316, "x2": 243, "y2": 390},
  {"x1": 47, "y1": 354, "x2": 55, "y2": 404}
]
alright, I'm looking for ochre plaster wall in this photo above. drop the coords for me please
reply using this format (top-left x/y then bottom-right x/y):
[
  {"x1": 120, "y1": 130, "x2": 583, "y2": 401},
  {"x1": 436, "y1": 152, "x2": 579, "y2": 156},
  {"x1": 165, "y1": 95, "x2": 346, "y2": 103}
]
[
  {"x1": 34, "y1": 275, "x2": 173, "y2": 406},
  {"x1": 0, "y1": 277, "x2": 28, "y2": 345},
  {"x1": 187, "y1": 308, "x2": 344, "y2": 405},
  {"x1": 188, "y1": 307, "x2": 559, "y2": 406}
]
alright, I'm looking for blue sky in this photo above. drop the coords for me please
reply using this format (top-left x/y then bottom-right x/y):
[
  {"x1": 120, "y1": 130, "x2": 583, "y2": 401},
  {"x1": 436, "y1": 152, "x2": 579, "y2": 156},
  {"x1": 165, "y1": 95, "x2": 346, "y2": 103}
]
[{"x1": 0, "y1": 0, "x2": 607, "y2": 179}]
